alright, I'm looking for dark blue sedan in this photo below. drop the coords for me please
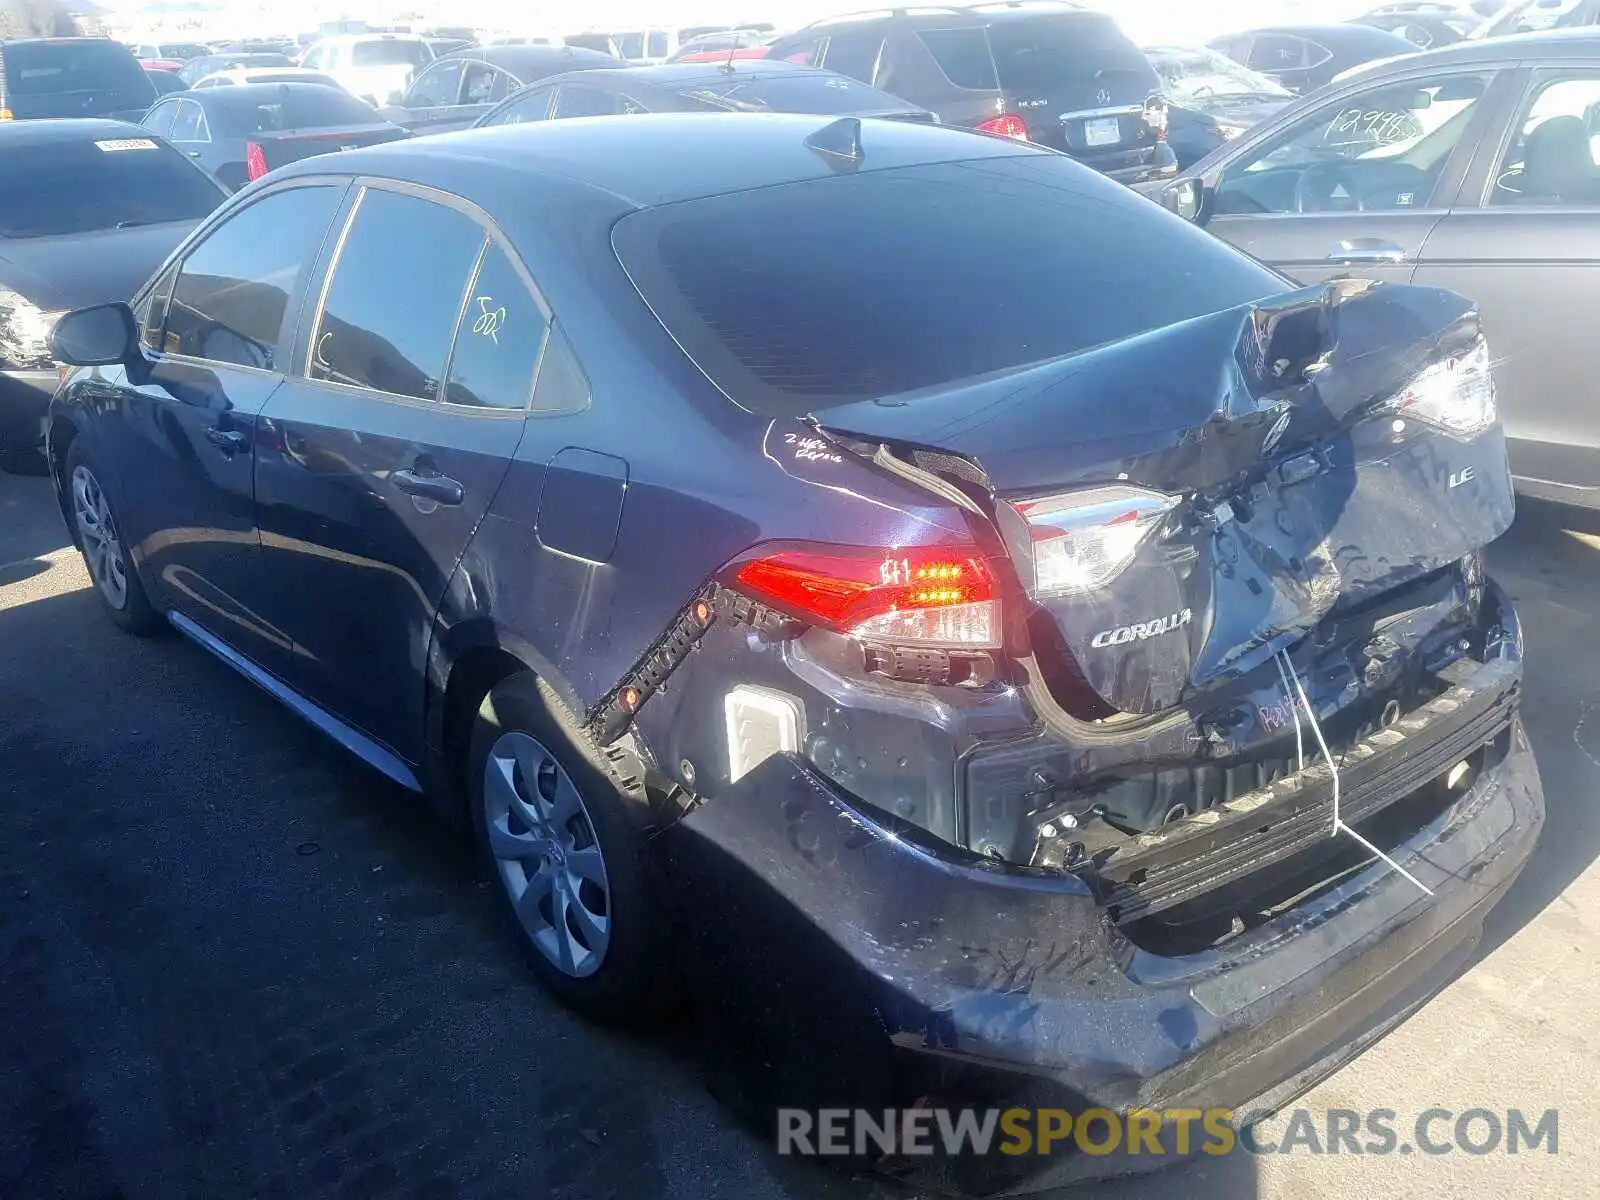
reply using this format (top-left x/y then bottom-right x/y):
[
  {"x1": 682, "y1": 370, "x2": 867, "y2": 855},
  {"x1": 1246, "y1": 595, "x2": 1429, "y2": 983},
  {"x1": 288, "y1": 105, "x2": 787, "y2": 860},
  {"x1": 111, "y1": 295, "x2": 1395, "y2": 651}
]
[{"x1": 42, "y1": 112, "x2": 1543, "y2": 1183}]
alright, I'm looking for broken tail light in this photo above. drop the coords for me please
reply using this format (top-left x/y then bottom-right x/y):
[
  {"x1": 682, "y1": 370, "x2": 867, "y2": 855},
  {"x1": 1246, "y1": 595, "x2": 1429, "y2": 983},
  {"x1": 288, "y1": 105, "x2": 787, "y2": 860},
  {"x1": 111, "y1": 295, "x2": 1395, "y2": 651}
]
[
  {"x1": 1012, "y1": 485, "x2": 1179, "y2": 597},
  {"x1": 245, "y1": 141, "x2": 269, "y2": 181},
  {"x1": 733, "y1": 544, "x2": 1001, "y2": 648},
  {"x1": 1388, "y1": 336, "x2": 1496, "y2": 438},
  {"x1": 975, "y1": 113, "x2": 1028, "y2": 141}
]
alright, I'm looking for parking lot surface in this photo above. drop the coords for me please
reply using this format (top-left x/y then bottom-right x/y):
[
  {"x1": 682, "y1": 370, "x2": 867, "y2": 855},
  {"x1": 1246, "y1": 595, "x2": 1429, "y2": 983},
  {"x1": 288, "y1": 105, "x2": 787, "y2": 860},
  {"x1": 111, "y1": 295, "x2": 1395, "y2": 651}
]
[{"x1": 1, "y1": 466, "x2": 1596, "y2": 1200}]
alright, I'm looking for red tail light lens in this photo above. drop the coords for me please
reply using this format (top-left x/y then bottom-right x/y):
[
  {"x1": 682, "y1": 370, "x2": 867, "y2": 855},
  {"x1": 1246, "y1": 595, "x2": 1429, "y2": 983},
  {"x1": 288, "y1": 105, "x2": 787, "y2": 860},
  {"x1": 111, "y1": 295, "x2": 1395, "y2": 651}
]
[
  {"x1": 975, "y1": 114, "x2": 1028, "y2": 141},
  {"x1": 734, "y1": 545, "x2": 1001, "y2": 647},
  {"x1": 245, "y1": 141, "x2": 269, "y2": 181}
]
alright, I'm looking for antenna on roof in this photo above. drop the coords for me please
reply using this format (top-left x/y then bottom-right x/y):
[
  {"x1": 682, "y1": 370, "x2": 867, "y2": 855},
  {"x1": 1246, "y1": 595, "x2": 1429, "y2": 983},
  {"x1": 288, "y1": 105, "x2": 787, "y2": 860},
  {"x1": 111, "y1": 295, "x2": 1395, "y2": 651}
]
[
  {"x1": 804, "y1": 116, "x2": 863, "y2": 168},
  {"x1": 720, "y1": 42, "x2": 738, "y2": 73}
]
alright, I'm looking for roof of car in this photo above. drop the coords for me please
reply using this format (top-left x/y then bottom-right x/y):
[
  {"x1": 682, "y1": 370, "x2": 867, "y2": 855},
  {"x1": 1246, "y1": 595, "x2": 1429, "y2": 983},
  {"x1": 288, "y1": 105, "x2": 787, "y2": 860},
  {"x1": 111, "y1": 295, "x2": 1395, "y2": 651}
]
[
  {"x1": 444, "y1": 43, "x2": 621, "y2": 72},
  {"x1": 1213, "y1": 22, "x2": 1425, "y2": 46},
  {"x1": 311, "y1": 32, "x2": 429, "y2": 45},
  {"x1": 185, "y1": 81, "x2": 353, "y2": 106},
  {"x1": 574, "y1": 60, "x2": 851, "y2": 86},
  {"x1": 276, "y1": 110, "x2": 1045, "y2": 207},
  {"x1": 0, "y1": 117, "x2": 148, "y2": 145},
  {"x1": 1327, "y1": 24, "x2": 1600, "y2": 71}
]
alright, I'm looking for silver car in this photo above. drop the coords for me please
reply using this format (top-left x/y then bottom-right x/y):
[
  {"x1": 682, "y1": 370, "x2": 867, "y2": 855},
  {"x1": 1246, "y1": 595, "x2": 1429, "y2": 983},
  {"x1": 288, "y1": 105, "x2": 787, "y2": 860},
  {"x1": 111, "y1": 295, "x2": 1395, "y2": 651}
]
[{"x1": 1152, "y1": 28, "x2": 1600, "y2": 508}]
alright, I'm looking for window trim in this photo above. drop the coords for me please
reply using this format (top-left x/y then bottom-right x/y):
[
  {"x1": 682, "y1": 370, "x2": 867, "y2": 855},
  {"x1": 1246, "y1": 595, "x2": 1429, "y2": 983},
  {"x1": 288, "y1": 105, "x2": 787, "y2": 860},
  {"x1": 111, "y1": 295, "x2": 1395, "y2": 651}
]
[
  {"x1": 146, "y1": 178, "x2": 353, "y2": 378},
  {"x1": 300, "y1": 176, "x2": 556, "y2": 416}
]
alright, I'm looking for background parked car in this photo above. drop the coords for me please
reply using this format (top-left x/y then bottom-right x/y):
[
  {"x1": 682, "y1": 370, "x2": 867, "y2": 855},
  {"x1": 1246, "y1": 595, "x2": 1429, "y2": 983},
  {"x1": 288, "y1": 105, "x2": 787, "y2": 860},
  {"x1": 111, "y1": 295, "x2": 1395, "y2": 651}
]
[
  {"x1": 0, "y1": 38, "x2": 157, "y2": 121},
  {"x1": 178, "y1": 52, "x2": 292, "y2": 86},
  {"x1": 142, "y1": 83, "x2": 407, "y2": 191},
  {"x1": 1473, "y1": 0, "x2": 1600, "y2": 36},
  {"x1": 145, "y1": 67, "x2": 188, "y2": 96},
  {"x1": 665, "y1": 28, "x2": 770, "y2": 63},
  {"x1": 0, "y1": 118, "x2": 225, "y2": 469},
  {"x1": 1152, "y1": 28, "x2": 1600, "y2": 507},
  {"x1": 765, "y1": 2, "x2": 1176, "y2": 185},
  {"x1": 194, "y1": 67, "x2": 347, "y2": 91},
  {"x1": 130, "y1": 42, "x2": 211, "y2": 63},
  {"x1": 1357, "y1": 10, "x2": 1473, "y2": 46},
  {"x1": 1146, "y1": 44, "x2": 1294, "y2": 167},
  {"x1": 1206, "y1": 23, "x2": 1419, "y2": 93},
  {"x1": 382, "y1": 44, "x2": 622, "y2": 135},
  {"x1": 299, "y1": 33, "x2": 435, "y2": 105},
  {"x1": 474, "y1": 61, "x2": 937, "y2": 127}
]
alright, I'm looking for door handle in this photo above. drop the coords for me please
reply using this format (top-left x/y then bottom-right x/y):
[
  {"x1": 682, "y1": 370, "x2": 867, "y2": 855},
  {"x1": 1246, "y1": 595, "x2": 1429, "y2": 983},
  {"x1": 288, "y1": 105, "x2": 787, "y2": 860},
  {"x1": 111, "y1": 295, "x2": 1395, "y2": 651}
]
[
  {"x1": 205, "y1": 425, "x2": 247, "y2": 454},
  {"x1": 1327, "y1": 238, "x2": 1406, "y2": 265},
  {"x1": 392, "y1": 466, "x2": 464, "y2": 506}
]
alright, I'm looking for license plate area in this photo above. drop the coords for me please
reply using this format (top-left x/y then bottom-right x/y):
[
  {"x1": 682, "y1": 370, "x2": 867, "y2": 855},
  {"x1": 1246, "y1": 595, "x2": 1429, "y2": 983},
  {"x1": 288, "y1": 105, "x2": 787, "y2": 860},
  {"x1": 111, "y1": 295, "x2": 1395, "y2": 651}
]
[{"x1": 1084, "y1": 116, "x2": 1121, "y2": 147}]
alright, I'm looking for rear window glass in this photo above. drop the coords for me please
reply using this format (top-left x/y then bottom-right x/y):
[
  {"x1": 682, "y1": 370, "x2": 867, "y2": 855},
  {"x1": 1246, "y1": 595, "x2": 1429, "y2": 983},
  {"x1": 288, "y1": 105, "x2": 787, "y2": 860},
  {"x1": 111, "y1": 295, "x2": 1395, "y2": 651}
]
[
  {"x1": 0, "y1": 139, "x2": 223, "y2": 238},
  {"x1": 675, "y1": 73, "x2": 902, "y2": 113},
  {"x1": 916, "y1": 28, "x2": 997, "y2": 90},
  {"x1": 351, "y1": 40, "x2": 431, "y2": 68},
  {"x1": 987, "y1": 14, "x2": 1152, "y2": 92},
  {"x1": 249, "y1": 87, "x2": 382, "y2": 129},
  {"x1": 614, "y1": 156, "x2": 1282, "y2": 412},
  {"x1": 2, "y1": 40, "x2": 149, "y2": 95}
]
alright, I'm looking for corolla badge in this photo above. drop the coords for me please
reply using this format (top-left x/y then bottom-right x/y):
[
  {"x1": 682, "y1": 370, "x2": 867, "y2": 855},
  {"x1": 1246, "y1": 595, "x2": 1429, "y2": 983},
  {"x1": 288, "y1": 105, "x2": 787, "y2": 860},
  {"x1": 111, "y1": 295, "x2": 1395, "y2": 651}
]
[{"x1": 1090, "y1": 608, "x2": 1193, "y2": 649}]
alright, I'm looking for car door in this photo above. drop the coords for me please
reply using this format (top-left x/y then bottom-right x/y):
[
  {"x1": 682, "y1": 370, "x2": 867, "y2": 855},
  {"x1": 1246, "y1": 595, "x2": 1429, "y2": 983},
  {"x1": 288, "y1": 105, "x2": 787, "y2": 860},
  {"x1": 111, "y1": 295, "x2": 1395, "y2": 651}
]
[
  {"x1": 1411, "y1": 66, "x2": 1600, "y2": 500},
  {"x1": 396, "y1": 57, "x2": 466, "y2": 132},
  {"x1": 1198, "y1": 65, "x2": 1501, "y2": 287},
  {"x1": 253, "y1": 183, "x2": 534, "y2": 758},
  {"x1": 110, "y1": 181, "x2": 348, "y2": 676}
]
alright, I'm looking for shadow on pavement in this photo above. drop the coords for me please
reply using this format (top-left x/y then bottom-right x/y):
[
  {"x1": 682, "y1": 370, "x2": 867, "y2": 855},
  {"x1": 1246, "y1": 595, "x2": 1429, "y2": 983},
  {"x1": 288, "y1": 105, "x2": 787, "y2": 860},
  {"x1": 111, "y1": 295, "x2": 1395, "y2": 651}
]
[{"x1": 0, "y1": 473, "x2": 70, "y2": 568}]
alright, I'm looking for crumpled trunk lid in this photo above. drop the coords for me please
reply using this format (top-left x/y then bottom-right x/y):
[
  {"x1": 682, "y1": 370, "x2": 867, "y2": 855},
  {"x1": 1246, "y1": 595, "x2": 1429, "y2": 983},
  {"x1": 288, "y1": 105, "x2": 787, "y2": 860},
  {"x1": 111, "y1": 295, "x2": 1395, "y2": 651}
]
[{"x1": 815, "y1": 279, "x2": 1514, "y2": 715}]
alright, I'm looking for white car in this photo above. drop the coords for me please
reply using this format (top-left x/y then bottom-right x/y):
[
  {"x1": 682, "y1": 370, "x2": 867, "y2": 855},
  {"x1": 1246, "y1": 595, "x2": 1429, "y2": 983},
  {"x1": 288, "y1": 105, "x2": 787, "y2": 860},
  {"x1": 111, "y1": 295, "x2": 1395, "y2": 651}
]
[
  {"x1": 298, "y1": 33, "x2": 435, "y2": 105},
  {"x1": 192, "y1": 67, "x2": 348, "y2": 90}
]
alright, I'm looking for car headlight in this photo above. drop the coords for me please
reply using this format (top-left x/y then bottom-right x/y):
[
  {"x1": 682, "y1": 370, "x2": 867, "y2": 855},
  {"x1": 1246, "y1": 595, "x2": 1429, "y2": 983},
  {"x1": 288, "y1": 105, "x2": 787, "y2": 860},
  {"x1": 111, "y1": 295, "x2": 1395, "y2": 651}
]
[
  {"x1": 1011, "y1": 485, "x2": 1179, "y2": 596},
  {"x1": 0, "y1": 287, "x2": 64, "y2": 371},
  {"x1": 1389, "y1": 336, "x2": 1496, "y2": 438}
]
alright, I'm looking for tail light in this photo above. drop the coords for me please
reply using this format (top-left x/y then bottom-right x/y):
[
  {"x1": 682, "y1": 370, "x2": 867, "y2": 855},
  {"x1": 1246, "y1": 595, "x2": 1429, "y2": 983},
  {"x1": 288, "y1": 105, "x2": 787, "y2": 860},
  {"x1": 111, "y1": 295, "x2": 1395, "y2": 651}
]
[
  {"x1": 1143, "y1": 96, "x2": 1169, "y2": 141},
  {"x1": 975, "y1": 113, "x2": 1028, "y2": 141},
  {"x1": 733, "y1": 544, "x2": 1001, "y2": 647},
  {"x1": 0, "y1": 107, "x2": 12, "y2": 121},
  {"x1": 245, "y1": 141, "x2": 269, "y2": 180},
  {"x1": 1012, "y1": 486, "x2": 1179, "y2": 596},
  {"x1": 1388, "y1": 336, "x2": 1496, "y2": 437}
]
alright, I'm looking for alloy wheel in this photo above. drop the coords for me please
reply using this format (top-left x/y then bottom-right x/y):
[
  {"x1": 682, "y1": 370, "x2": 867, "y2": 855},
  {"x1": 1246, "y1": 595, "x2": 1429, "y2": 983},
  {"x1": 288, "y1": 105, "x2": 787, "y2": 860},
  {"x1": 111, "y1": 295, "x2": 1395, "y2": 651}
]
[
  {"x1": 71, "y1": 464, "x2": 129, "y2": 611},
  {"x1": 483, "y1": 731, "x2": 612, "y2": 978}
]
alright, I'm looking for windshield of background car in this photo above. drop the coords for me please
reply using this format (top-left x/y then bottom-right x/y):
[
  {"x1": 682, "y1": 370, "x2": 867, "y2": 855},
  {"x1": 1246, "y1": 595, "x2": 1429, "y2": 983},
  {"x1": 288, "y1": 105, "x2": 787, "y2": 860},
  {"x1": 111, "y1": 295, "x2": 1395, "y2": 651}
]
[
  {"x1": 1476, "y1": 0, "x2": 1587, "y2": 35},
  {"x1": 0, "y1": 138, "x2": 223, "y2": 238},
  {"x1": 613, "y1": 155, "x2": 1283, "y2": 413},
  {"x1": 249, "y1": 87, "x2": 382, "y2": 129},
  {"x1": 675, "y1": 73, "x2": 907, "y2": 113},
  {"x1": 2, "y1": 40, "x2": 150, "y2": 97},
  {"x1": 986, "y1": 14, "x2": 1153, "y2": 93},
  {"x1": 351, "y1": 40, "x2": 431, "y2": 68},
  {"x1": 1146, "y1": 45, "x2": 1292, "y2": 103}
]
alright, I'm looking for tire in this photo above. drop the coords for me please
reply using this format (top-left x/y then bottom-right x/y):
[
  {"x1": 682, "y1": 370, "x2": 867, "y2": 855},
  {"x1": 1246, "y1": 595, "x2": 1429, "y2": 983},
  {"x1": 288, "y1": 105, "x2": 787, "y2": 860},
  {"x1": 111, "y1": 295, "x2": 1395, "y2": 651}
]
[
  {"x1": 468, "y1": 673, "x2": 663, "y2": 1021},
  {"x1": 64, "y1": 441, "x2": 163, "y2": 635}
]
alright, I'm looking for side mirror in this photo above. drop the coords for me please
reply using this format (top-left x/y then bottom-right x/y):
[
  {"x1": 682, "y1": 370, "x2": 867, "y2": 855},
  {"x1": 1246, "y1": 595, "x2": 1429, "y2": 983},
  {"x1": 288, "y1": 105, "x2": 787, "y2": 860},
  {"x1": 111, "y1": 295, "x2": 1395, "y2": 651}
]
[
  {"x1": 1165, "y1": 177, "x2": 1205, "y2": 224},
  {"x1": 51, "y1": 302, "x2": 137, "y2": 367}
]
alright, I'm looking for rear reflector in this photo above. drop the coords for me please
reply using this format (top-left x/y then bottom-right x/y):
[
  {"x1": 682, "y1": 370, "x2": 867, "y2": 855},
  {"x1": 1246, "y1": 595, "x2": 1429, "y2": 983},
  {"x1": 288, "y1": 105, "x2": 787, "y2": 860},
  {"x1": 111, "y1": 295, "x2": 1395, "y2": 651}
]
[
  {"x1": 734, "y1": 544, "x2": 1000, "y2": 647},
  {"x1": 245, "y1": 141, "x2": 269, "y2": 180},
  {"x1": 724, "y1": 685, "x2": 804, "y2": 783},
  {"x1": 975, "y1": 113, "x2": 1028, "y2": 141}
]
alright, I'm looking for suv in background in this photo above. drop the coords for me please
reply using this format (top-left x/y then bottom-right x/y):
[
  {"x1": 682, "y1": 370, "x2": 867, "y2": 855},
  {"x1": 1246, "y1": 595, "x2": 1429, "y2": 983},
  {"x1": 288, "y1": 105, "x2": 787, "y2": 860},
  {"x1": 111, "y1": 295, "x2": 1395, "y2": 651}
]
[
  {"x1": 0, "y1": 38, "x2": 157, "y2": 122},
  {"x1": 299, "y1": 33, "x2": 435, "y2": 106},
  {"x1": 765, "y1": 2, "x2": 1175, "y2": 184}
]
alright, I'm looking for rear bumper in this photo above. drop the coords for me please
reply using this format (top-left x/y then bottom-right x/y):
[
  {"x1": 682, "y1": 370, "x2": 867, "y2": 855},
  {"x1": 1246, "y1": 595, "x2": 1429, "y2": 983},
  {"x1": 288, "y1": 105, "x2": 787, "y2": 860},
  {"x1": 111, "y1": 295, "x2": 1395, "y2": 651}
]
[
  {"x1": 1080, "y1": 141, "x2": 1177, "y2": 186},
  {"x1": 0, "y1": 368, "x2": 54, "y2": 457},
  {"x1": 667, "y1": 594, "x2": 1542, "y2": 1187}
]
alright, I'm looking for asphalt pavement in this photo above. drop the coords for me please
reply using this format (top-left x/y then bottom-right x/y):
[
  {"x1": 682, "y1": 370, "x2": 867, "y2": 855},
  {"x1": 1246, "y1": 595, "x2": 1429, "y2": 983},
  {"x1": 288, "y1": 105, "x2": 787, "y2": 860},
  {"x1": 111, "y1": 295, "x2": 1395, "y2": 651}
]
[{"x1": 2, "y1": 465, "x2": 1596, "y2": 1200}]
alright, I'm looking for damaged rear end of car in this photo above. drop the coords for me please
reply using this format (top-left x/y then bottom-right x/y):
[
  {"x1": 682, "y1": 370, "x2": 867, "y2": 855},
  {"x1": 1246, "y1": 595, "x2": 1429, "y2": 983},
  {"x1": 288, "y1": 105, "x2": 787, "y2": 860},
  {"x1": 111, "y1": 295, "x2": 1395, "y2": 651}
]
[{"x1": 597, "y1": 145, "x2": 1543, "y2": 1188}]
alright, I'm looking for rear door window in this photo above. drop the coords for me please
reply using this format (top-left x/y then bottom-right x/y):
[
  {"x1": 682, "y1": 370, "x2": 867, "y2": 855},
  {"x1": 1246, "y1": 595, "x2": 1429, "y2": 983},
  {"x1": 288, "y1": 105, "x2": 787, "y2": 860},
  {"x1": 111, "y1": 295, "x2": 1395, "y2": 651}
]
[
  {"x1": 613, "y1": 155, "x2": 1282, "y2": 412},
  {"x1": 1, "y1": 39, "x2": 150, "y2": 96},
  {"x1": 985, "y1": 14, "x2": 1150, "y2": 94},
  {"x1": 308, "y1": 187, "x2": 485, "y2": 401},
  {"x1": 461, "y1": 62, "x2": 500, "y2": 104},
  {"x1": 162, "y1": 185, "x2": 344, "y2": 369},
  {"x1": 484, "y1": 85, "x2": 555, "y2": 124},
  {"x1": 777, "y1": 35, "x2": 828, "y2": 67},
  {"x1": 915, "y1": 28, "x2": 998, "y2": 90},
  {"x1": 820, "y1": 32, "x2": 885, "y2": 84},
  {"x1": 443, "y1": 242, "x2": 548, "y2": 409},
  {"x1": 351, "y1": 40, "x2": 432, "y2": 69},
  {"x1": 142, "y1": 100, "x2": 180, "y2": 136},
  {"x1": 168, "y1": 99, "x2": 207, "y2": 141},
  {"x1": 553, "y1": 85, "x2": 619, "y2": 118},
  {"x1": 406, "y1": 59, "x2": 465, "y2": 105}
]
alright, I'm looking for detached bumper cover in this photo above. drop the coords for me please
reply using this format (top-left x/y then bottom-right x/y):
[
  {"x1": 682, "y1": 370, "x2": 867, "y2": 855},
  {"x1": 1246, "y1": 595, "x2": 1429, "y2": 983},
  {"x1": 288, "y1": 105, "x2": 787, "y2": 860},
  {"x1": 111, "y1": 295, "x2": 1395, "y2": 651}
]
[
  {"x1": 0, "y1": 368, "x2": 55, "y2": 454},
  {"x1": 666, "y1": 650, "x2": 1543, "y2": 1184}
]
